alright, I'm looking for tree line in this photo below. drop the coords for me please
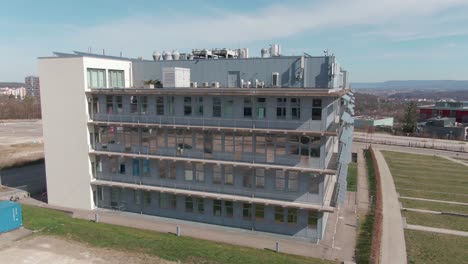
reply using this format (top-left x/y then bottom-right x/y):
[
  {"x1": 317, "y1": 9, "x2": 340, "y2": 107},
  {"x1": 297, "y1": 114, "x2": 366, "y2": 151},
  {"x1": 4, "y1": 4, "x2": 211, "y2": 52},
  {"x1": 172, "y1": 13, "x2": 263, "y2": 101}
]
[{"x1": 0, "y1": 95, "x2": 41, "y2": 119}]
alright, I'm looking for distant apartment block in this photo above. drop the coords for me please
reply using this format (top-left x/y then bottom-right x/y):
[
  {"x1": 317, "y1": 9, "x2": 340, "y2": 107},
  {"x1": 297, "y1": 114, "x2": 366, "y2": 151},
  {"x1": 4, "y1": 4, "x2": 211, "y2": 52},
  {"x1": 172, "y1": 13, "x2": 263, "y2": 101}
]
[
  {"x1": 38, "y1": 46, "x2": 354, "y2": 241},
  {"x1": 25, "y1": 75, "x2": 40, "y2": 98},
  {"x1": 0, "y1": 82, "x2": 27, "y2": 99},
  {"x1": 419, "y1": 100, "x2": 468, "y2": 123}
]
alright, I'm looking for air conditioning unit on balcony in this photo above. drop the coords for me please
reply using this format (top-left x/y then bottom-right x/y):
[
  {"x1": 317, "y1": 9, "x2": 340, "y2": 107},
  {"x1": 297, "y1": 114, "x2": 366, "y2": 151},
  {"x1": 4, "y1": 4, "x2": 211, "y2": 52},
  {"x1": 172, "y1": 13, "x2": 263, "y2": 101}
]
[{"x1": 211, "y1": 82, "x2": 220, "y2": 88}]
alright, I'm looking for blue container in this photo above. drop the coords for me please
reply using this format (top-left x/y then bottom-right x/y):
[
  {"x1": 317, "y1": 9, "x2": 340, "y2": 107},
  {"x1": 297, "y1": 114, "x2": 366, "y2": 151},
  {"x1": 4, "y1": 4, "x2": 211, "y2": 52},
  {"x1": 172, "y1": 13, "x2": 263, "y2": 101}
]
[{"x1": 0, "y1": 201, "x2": 22, "y2": 233}]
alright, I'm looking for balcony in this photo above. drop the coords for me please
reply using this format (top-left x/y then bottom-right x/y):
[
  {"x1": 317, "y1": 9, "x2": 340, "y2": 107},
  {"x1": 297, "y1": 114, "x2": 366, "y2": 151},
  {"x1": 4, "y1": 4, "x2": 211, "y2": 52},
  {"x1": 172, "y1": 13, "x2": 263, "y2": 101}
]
[
  {"x1": 91, "y1": 177, "x2": 334, "y2": 212},
  {"x1": 90, "y1": 113, "x2": 335, "y2": 133}
]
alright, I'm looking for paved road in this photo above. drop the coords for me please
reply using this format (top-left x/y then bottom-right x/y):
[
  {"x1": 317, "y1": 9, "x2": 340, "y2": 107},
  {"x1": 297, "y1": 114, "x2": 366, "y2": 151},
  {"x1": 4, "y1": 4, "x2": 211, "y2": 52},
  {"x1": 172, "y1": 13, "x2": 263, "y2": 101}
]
[
  {"x1": 406, "y1": 225, "x2": 468, "y2": 237},
  {"x1": 374, "y1": 150, "x2": 407, "y2": 264}
]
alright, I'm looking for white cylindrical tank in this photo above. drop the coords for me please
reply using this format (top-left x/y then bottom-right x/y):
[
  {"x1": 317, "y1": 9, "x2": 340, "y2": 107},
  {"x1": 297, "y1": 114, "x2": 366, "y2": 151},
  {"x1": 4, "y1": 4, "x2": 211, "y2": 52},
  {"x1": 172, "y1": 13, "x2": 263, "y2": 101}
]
[
  {"x1": 261, "y1": 48, "x2": 268, "y2": 58},
  {"x1": 152, "y1": 51, "x2": 161, "y2": 61},
  {"x1": 172, "y1": 50, "x2": 180, "y2": 60},
  {"x1": 163, "y1": 51, "x2": 172, "y2": 60}
]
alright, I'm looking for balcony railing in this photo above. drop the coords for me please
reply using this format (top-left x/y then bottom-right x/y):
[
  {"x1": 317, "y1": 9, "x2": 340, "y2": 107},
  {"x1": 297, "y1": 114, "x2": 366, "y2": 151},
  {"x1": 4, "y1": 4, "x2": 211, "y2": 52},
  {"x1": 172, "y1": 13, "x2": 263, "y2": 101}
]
[
  {"x1": 90, "y1": 113, "x2": 328, "y2": 131},
  {"x1": 93, "y1": 174, "x2": 324, "y2": 207},
  {"x1": 93, "y1": 143, "x2": 325, "y2": 169}
]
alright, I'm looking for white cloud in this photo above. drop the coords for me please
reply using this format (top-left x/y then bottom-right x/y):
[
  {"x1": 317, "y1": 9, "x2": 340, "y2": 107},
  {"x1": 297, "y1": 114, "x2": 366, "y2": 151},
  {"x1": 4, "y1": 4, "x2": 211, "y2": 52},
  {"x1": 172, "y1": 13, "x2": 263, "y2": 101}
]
[{"x1": 71, "y1": 0, "x2": 468, "y2": 57}]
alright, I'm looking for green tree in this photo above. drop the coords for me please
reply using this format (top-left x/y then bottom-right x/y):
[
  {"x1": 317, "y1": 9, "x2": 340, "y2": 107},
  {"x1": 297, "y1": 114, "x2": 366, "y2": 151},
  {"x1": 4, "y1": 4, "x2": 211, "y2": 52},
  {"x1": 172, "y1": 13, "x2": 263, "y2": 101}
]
[{"x1": 403, "y1": 101, "x2": 418, "y2": 133}]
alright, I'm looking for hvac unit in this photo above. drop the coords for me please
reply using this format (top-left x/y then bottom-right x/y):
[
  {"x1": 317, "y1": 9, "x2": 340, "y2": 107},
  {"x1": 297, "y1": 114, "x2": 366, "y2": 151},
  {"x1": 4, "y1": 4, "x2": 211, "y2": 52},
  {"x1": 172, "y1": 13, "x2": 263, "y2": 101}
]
[
  {"x1": 202, "y1": 82, "x2": 209, "y2": 88},
  {"x1": 162, "y1": 67, "x2": 191, "y2": 88},
  {"x1": 255, "y1": 79, "x2": 264, "y2": 88},
  {"x1": 190, "y1": 82, "x2": 198, "y2": 88},
  {"x1": 211, "y1": 82, "x2": 220, "y2": 88}
]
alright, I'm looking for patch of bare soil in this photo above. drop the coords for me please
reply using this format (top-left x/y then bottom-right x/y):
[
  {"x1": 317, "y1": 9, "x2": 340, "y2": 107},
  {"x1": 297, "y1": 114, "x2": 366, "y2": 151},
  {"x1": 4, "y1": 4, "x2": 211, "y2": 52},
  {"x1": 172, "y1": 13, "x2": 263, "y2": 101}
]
[
  {"x1": 0, "y1": 235, "x2": 178, "y2": 264},
  {"x1": 0, "y1": 143, "x2": 44, "y2": 168}
]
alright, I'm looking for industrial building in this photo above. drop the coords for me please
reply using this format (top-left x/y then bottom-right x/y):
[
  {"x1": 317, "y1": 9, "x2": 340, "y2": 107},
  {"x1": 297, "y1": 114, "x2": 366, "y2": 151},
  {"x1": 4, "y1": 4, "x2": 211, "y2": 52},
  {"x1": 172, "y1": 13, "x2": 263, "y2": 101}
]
[
  {"x1": 418, "y1": 117, "x2": 468, "y2": 141},
  {"x1": 419, "y1": 100, "x2": 468, "y2": 123},
  {"x1": 354, "y1": 116, "x2": 394, "y2": 129},
  {"x1": 38, "y1": 45, "x2": 354, "y2": 241}
]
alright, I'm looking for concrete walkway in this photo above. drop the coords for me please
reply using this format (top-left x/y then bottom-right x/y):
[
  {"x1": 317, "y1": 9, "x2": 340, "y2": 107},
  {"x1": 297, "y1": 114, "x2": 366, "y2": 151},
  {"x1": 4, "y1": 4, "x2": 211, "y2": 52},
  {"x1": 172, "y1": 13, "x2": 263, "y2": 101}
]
[
  {"x1": 402, "y1": 208, "x2": 441, "y2": 214},
  {"x1": 357, "y1": 149, "x2": 370, "y2": 216},
  {"x1": 400, "y1": 196, "x2": 468, "y2": 206},
  {"x1": 406, "y1": 224, "x2": 468, "y2": 237},
  {"x1": 21, "y1": 197, "x2": 355, "y2": 262},
  {"x1": 440, "y1": 155, "x2": 468, "y2": 167},
  {"x1": 374, "y1": 150, "x2": 407, "y2": 264}
]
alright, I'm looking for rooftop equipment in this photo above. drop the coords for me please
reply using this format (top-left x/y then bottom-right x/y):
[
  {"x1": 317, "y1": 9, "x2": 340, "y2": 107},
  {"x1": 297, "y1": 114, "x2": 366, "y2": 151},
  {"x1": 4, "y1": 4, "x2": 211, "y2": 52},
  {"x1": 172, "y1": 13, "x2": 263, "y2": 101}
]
[
  {"x1": 152, "y1": 51, "x2": 161, "y2": 61},
  {"x1": 261, "y1": 48, "x2": 268, "y2": 58},
  {"x1": 269, "y1": 44, "x2": 281, "y2": 57},
  {"x1": 162, "y1": 67, "x2": 190, "y2": 88},
  {"x1": 172, "y1": 50, "x2": 180, "y2": 60},
  {"x1": 162, "y1": 51, "x2": 172, "y2": 60}
]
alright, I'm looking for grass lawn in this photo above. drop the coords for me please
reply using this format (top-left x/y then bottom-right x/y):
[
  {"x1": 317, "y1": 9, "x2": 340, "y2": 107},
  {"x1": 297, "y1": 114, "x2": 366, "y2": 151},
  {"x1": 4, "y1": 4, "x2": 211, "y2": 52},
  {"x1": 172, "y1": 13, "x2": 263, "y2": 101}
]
[
  {"x1": 347, "y1": 162, "x2": 357, "y2": 192},
  {"x1": 22, "y1": 205, "x2": 335, "y2": 264},
  {"x1": 401, "y1": 199, "x2": 468, "y2": 215},
  {"x1": 405, "y1": 230, "x2": 468, "y2": 264},
  {"x1": 403, "y1": 211, "x2": 468, "y2": 232},
  {"x1": 382, "y1": 151, "x2": 468, "y2": 203}
]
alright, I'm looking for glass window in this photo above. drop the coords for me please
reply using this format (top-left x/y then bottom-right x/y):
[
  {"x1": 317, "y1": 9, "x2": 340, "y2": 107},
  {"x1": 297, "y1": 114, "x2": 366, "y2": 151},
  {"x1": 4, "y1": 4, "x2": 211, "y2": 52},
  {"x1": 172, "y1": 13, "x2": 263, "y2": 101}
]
[
  {"x1": 109, "y1": 70, "x2": 124, "y2": 88},
  {"x1": 309, "y1": 175, "x2": 319, "y2": 193},
  {"x1": 142, "y1": 159, "x2": 150, "y2": 176},
  {"x1": 130, "y1": 96, "x2": 138, "y2": 113},
  {"x1": 255, "y1": 168, "x2": 265, "y2": 188},
  {"x1": 255, "y1": 204, "x2": 264, "y2": 220},
  {"x1": 197, "y1": 198, "x2": 204, "y2": 214},
  {"x1": 87, "y1": 68, "x2": 106, "y2": 88},
  {"x1": 106, "y1": 96, "x2": 114, "y2": 114},
  {"x1": 256, "y1": 98, "x2": 266, "y2": 119},
  {"x1": 185, "y1": 163, "x2": 193, "y2": 181},
  {"x1": 195, "y1": 97, "x2": 204, "y2": 116},
  {"x1": 119, "y1": 158, "x2": 126, "y2": 174},
  {"x1": 243, "y1": 168, "x2": 253, "y2": 188},
  {"x1": 276, "y1": 97, "x2": 287, "y2": 119},
  {"x1": 291, "y1": 98, "x2": 301, "y2": 120},
  {"x1": 244, "y1": 98, "x2": 252, "y2": 118},
  {"x1": 159, "y1": 193, "x2": 176, "y2": 210},
  {"x1": 275, "y1": 207, "x2": 284, "y2": 223},
  {"x1": 308, "y1": 211, "x2": 318, "y2": 229},
  {"x1": 144, "y1": 191, "x2": 151, "y2": 207},
  {"x1": 275, "y1": 170, "x2": 285, "y2": 191},
  {"x1": 195, "y1": 163, "x2": 204, "y2": 182},
  {"x1": 213, "y1": 165, "x2": 222, "y2": 184},
  {"x1": 116, "y1": 96, "x2": 123, "y2": 113},
  {"x1": 156, "y1": 96, "x2": 164, "y2": 115},
  {"x1": 167, "y1": 96, "x2": 175, "y2": 115},
  {"x1": 288, "y1": 171, "x2": 299, "y2": 192},
  {"x1": 243, "y1": 203, "x2": 252, "y2": 220},
  {"x1": 134, "y1": 190, "x2": 141, "y2": 205},
  {"x1": 224, "y1": 165, "x2": 234, "y2": 185},
  {"x1": 312, "y1": 99, "x2": 322, "y2": 120},
  {"x1": 224, "y1": 98, "x2": 234, "y2": 118},
  {"x1": 225, "y1": 201, "x2": 233, "y2": 217},
  {"x1": 133, "y1": 159, "x2": 140, "y2": 176},
  {"x1": 213, "y1": 200, "x2": 222, "y2": 216},
  {"x1": 185, "y1": 196, "x2": 194, "y2": 212},
  {"x1": 287, "y1": 208, "x2": 297, "y2": 224},
  {"x1": 213, "y1": 97, "x2": 221, "y2": 117},
  {"x1": 141, "y1": 96, "x2": 148, "y2": 114},
  {"x1": 184, "y1": 97, "x2": 192, "y2": 116}
]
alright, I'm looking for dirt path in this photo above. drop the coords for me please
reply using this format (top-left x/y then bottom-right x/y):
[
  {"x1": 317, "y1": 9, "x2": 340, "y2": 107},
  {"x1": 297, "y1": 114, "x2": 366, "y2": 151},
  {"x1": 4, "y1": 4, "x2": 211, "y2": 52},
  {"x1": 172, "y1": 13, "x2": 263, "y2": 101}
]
[
  {"x1": 0, "y1": 235, "x2": 175, "y2": 264},
  {"x1": 400, "y1": 196, "x2": 468, "y2": 206},
  {"x1": 406, "y1": 225, "x2": 468, "y2": 237}
]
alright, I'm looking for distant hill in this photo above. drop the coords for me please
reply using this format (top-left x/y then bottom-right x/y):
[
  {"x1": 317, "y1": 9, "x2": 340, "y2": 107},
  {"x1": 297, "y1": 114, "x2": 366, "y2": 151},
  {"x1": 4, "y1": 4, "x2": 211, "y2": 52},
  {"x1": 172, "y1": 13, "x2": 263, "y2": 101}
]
[{"x1": 351, "y1": 80, "x2": 468, "y2": 90}]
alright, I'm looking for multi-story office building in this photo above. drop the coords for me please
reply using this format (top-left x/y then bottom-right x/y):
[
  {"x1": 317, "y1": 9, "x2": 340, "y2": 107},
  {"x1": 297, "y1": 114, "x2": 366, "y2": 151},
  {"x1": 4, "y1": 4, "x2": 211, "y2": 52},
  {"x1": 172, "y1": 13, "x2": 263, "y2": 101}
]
[
  {"x1": 38, "y1": 47, "x2": 354, "y2": 241},
  {"x1": 25, "y1": 75, "x2": 40, "y2": 98}
]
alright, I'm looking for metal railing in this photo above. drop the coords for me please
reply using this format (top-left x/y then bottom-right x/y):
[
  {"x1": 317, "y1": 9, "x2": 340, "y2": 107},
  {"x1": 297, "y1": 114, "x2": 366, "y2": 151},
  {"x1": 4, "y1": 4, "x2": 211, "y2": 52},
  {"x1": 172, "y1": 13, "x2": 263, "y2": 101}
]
[
  {"x1": 91, "y1": 113, "x2": 327, "y2": 131},
  {"x1": 94, "y1": 172, "x2": 322, "y2": 205}
]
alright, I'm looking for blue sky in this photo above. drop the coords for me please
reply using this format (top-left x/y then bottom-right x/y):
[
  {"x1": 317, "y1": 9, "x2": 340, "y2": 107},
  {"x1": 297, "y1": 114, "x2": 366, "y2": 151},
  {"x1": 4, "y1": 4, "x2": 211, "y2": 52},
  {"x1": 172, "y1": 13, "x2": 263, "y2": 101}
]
[{"x1": 2, "y1": 0, "x2": 468, "y2": 82}]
